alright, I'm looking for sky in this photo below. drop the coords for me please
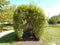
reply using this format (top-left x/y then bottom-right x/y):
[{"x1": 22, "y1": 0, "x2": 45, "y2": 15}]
[{"x1": 10, "y1": 0, "x2": 60, "y2": 18}]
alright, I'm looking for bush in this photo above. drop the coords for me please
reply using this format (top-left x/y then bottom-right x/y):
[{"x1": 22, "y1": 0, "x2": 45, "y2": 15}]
[
  {"x1": 48, "y1": 18, "x2": 57, "y2": 24},
  {"x1": 0, "y1": 24, "x2": 3, "y2": 32},
  {"x1": 48, "y1": 16, "x2": 59, "y2": 24},
  {"x1": 13, "y1": 4, "x2": 46, "y2": 40}
]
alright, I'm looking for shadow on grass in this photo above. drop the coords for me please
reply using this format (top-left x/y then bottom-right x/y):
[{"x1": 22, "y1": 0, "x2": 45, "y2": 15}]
[
  {"x1": 0, "y1": 32, "x2": 18, "y2": 43},
  {"x1": 0, "y1": 29, "x2": 40, "y2": 44}
]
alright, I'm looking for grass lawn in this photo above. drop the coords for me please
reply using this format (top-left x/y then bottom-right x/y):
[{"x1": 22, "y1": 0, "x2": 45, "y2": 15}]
[
  {"x1": 42, "y1": 24, "x2": 60, "y2": 45},
  {"x1": 0, "y1": 32, "x2": 18, "y2": 45},
  {"x1": 0, "y1": 24, "x2": 60, "y2": 45}
]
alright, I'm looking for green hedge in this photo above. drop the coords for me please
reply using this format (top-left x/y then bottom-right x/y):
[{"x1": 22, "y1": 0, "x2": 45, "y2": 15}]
[
  {"x1": 0, "y1": 24, "x2": 3, "y2": 32},
  {"x1": 13, "y1": 4, "x2": 46, "y2": 40}
]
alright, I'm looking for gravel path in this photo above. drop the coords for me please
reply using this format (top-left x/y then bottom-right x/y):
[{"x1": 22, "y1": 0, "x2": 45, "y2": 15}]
[{"x1": 0, "y1": 30, "x2": 14, "y2": 38}]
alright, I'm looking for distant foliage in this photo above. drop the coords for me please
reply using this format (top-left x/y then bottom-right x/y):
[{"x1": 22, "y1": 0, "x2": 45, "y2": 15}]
[
  {"x1": 13, "y1": 4, "x2": 46, "y2": 40},
  {"x1": 0, "y1": 6, "x2": 16, "y2": 22},
  {"x1": 48, "y1": 15, "x2": 60, "y2": 24},
  {"x1": 0, "y1": 0, "x2": 9, "y2": 8}
]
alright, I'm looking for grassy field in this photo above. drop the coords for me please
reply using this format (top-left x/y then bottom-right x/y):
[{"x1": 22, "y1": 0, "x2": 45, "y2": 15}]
[
  {"x1": 42, "y1": 24, "x2": 60, "y2": 45},
  {"x1": 0, "y1": 24, "x2": 60, "y2": 45}
]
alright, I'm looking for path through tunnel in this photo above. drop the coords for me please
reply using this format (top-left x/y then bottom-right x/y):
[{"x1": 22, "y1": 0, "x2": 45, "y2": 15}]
[{"x1": 22, "y1": 28, "x2": 38, "y2": 41}]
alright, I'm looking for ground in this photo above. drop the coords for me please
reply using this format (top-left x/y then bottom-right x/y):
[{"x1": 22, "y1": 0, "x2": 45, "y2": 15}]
[
  {"x1": 0, "y1": 24, "x2": 60, "y2": 45},
  {"x1": 17, "y1": 41, "x2": 47, "y2": 45},
  {"x1": 42, "y1": 24, "x2": 60, "y2": 45}
]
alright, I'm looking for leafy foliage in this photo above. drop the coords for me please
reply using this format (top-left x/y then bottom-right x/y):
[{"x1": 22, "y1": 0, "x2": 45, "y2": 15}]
[
  {"x1": 0, "y1": 6, "x2": 16, "y2": 22},
  {"x1": 0, "y1": 0, "x2": 10, "y2": 22},
  {"x1": 0, "y1": 0, "x2": 9, "y2": 8},
  {"x1": 0, "y1": 24, "x2": 3, "y2": 32},
  {"x1": 13, "y1": 4, "x2": 46, "y2": 40},
  {"x1": 48, "y1": 15, "x2": 60, "y2": 24}
]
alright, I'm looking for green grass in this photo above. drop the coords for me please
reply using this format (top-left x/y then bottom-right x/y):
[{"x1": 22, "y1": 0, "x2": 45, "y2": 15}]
[
  {"x1": 0, "y1": 32, "x2": 18, "y2": 45},
  {"x1": 42, "y1": 25, "x2": 60, "y2": 45},
  {"x1": 0, "y1": 24, "x2": 60, "y2": 45}
]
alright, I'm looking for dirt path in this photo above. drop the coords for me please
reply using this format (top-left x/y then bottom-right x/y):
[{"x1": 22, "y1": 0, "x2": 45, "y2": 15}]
[{"x1": 18, "y1": 39, "x2": 47, "y2": 45}]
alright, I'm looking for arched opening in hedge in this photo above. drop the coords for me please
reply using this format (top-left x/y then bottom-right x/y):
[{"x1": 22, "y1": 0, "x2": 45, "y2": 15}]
[{"x1": 13, "y1": 4, "x2": 46, "y2": 41}]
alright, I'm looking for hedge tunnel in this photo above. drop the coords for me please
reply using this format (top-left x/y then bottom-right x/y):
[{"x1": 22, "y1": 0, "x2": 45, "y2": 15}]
[{"x1": 13, "y1": 4, "x2": 46, "y2": 41}]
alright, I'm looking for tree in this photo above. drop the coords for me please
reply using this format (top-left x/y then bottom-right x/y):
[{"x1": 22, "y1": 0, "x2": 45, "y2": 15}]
[
  {"x1": 0, "y1": 5, "x2": 16, "y2": 22},
  {"x1": 0, "y1": 0, "x2": 9, "y2": 8},
  {"x1": 13, "y1": 4, "x2": 46, "y2": 40},
  {"x1": 57, "y1": 14, "x2": 60, "y2": 23},
  {"x1": 48, "y1": 15, "x2": 60, "y2": 24},
  {"x1": 0, "y1": 0, "x2": 10, "y2": 22}
]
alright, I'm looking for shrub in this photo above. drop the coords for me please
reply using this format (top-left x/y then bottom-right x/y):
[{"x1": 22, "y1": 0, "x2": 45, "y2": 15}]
[
  {"x1": 0, "y1": 24, "x2": 3, "y2": 32},
  {"x1": 48, "y1": 15, "x2": 60, "y2": 24},
  {"x1": 13, "y1": 4, "x2": 46, "y2": 40},
  {"x1": 48, "y1": 18, "x2": 57, "y2": 24},
  {"x1": 48, "y1": 16, "x2": 59, "y2": 24}
]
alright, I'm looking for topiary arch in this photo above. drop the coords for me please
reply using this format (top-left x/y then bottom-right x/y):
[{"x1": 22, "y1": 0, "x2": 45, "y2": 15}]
[{"x1": 13, "y1": 4, "x2": 46, "y2": 41}]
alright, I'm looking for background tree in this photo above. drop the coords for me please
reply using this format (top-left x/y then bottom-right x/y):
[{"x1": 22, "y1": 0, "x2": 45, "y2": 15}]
[
  {"x1": 0, "y1": 0, "x2": 9, "y2": 8},
  {"x1": 0, "y1": 0, "x2": 16, "y2": 23},
  {"x1": 0, "y1": 0, "x2": 10, "y2": 22},
  {"x1": 0, "y1": 6, "x2": 16, "y2": 22},
  {"x1": 48, "y1": 15, "x2": 60, "y2": 24}
]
